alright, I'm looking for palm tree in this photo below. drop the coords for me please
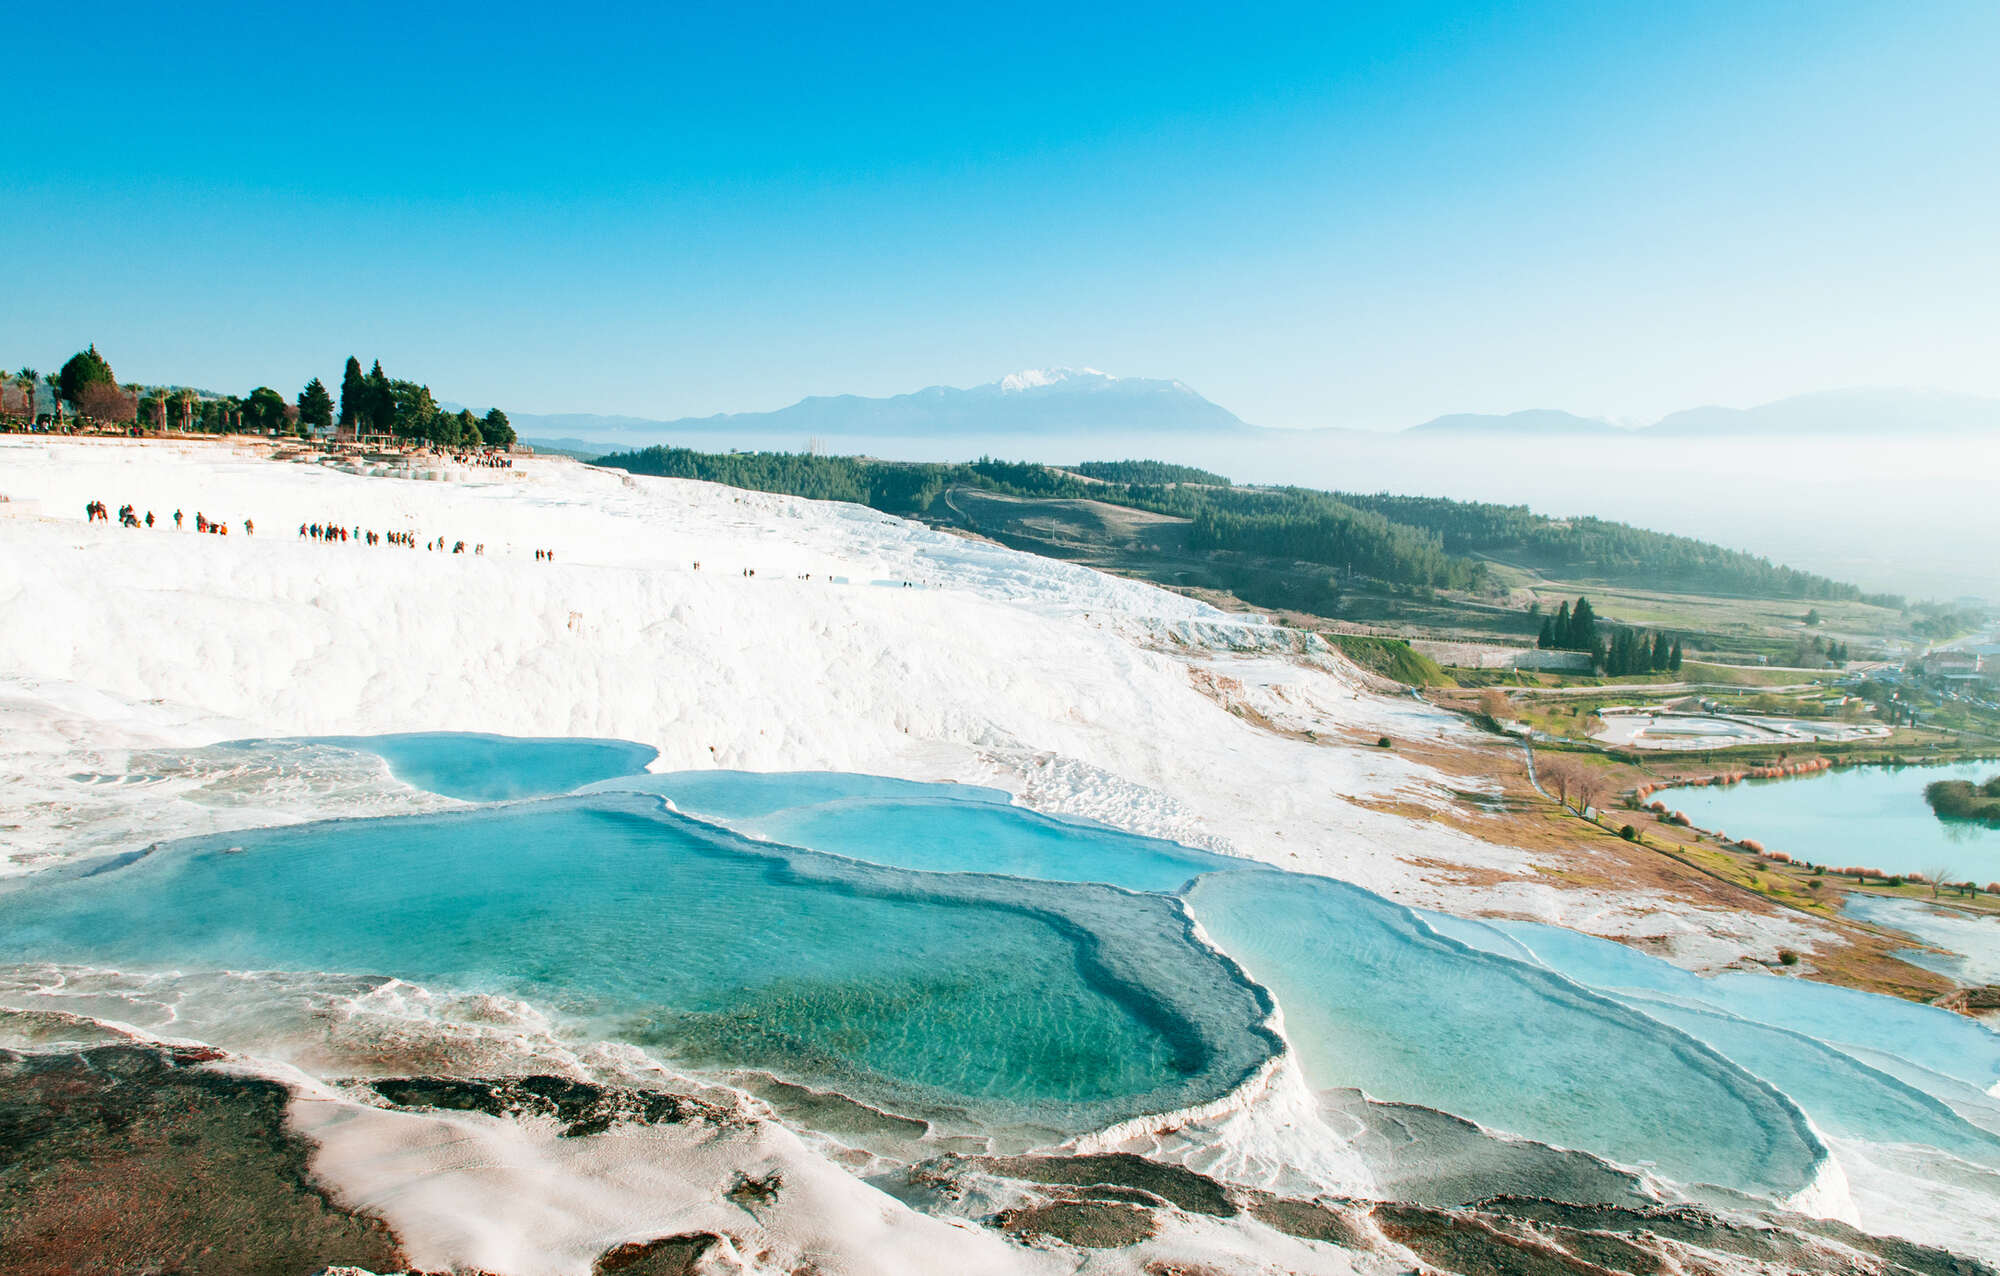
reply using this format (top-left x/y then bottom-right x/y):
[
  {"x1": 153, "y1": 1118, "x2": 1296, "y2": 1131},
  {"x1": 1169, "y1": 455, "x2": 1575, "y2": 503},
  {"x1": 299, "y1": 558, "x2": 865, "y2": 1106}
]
[
  {"x1": 42, "y1": 373, "x2": 63, "y2": 429},
  {"x1": 11, "y1": 368, "x2": 35, "y2": 421},
  {"x1": 172, "y1": 388, "x2": 197, "y2": 433}
]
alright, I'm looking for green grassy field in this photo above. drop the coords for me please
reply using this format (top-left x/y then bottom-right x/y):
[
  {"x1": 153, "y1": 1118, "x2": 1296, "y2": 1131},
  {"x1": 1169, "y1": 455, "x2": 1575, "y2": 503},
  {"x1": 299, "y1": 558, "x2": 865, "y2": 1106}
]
[{"x1": 1323, "y1": 635, "x2": 1454, "y2": 687}]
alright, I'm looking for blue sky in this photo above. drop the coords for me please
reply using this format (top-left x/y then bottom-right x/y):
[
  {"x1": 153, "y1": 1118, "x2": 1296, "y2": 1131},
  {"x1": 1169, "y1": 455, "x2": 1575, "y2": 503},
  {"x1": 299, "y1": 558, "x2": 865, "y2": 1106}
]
[{"x1": 7, "y1": 1, "x2": 1997, "y2": 427}]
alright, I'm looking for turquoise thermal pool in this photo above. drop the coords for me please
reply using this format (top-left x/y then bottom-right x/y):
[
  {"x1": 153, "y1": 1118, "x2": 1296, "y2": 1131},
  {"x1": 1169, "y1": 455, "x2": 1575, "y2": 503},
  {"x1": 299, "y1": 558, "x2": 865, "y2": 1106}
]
[
  {"x1": 11, "y1": 735, "x2": 1999, "y2": 1209},
  {"x1": 0, "y1": 793, "x2": 1276, "y2": 1136}
]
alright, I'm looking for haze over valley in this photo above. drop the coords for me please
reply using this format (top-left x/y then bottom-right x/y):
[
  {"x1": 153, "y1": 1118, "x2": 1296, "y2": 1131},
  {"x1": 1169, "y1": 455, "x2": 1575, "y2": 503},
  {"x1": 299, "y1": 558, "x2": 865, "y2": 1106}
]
[{"x1": 519, "y1": 370, "x2": 1999, "y2": 600}]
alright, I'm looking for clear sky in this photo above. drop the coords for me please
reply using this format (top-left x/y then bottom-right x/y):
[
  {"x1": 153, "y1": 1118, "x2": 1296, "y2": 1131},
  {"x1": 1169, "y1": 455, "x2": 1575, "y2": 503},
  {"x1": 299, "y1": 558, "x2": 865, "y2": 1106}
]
[{"x1": 6, "y1": 1, "x2": 1997, "y2": 428}]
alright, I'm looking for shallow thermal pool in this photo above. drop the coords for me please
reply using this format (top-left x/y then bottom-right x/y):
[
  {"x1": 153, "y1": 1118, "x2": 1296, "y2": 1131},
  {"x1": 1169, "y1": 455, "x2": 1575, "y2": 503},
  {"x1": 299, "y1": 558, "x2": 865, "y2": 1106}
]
[
  {"x1": 586, "y1": 770, "x2": 1240, "y2": 891},
  {"x1": 1184, "y1": 871, "x2": 1828, "y2": 1198},
  {"x1": 9, "y1": 734, "x2": 2000, "y2": 1220},
  {"x1": 300, "y1": 731, "x2": 660, "y2": 801},
  {"x1": 0, "y1": 793, "x2": 1277, "y2": 1136}
]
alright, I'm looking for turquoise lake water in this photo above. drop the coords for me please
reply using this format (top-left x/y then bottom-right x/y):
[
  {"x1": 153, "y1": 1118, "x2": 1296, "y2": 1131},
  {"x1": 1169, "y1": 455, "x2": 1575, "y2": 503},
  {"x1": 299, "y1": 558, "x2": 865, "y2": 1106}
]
[
  {"x1": 0, "y1": 794, "x2": 1275, "y2": 1133},
  {"x1": 302, "y1": 732, "x2": 659, "y2": 801},
  {"x1": 1665, "y1": 761, "x2": 2000, "y2": 879}
]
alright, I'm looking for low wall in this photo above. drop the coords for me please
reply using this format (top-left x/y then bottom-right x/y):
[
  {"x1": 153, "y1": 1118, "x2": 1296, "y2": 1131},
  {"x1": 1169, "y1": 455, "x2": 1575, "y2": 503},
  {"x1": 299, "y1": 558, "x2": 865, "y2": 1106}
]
[{"x1": 1409, "y1": 640, "x2": 1591, "y2": 671}]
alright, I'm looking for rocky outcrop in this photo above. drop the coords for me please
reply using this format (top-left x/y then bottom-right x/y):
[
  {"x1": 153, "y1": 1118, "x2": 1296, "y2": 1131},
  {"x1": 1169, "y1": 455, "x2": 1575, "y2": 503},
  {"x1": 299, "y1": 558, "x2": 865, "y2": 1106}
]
[
  {"x1": 365, "y1": 1073, "x2": 727, "y2": 1137},
  {"x1": 908, "y1": 1152, "x2": 1998, "y2": 1276},
  {"x1": 1933, "y1": 985, "x2": 2000, "y2": 1015}
]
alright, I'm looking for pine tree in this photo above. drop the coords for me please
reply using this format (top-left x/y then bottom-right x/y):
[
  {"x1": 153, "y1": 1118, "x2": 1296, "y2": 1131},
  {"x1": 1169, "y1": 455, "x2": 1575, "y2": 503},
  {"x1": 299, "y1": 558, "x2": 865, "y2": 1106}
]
[
  {"x1": 297, "y1": 377, "x2": 334, "y2": 431},
  {"x1": 338, "y1": 356, "x2": 366, "y2": 430},
  {"x1": 58, "y1": 344, "x2": 116, "y2": 407},
  {"x1": 481, "y1": 407, "x2": 514, "y2": 447},
  {"x1": 243, "y1": 386, "x2": 289, "y2": 432}
]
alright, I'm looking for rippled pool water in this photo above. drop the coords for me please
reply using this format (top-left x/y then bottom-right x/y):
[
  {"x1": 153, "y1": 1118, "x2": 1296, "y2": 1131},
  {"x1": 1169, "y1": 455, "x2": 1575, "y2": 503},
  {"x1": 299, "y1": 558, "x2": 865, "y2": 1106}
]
[
  {"x1": 1483, "y1": 918, "x2": 2000, "y2": 1099},
  {"x1": 0, "y1": 793, "x2": 1274, "y2": 1134},
  {"x1": 1183, "y1": 871, "x2": 1829, "y2": 1198}
]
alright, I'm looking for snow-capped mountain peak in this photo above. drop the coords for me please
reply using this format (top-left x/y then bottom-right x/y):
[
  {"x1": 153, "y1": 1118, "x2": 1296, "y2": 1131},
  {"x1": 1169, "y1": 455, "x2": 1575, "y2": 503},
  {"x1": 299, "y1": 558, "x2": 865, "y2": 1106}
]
[
  {"x1": 996, "y1": 367, "x2": 1112, "y2": 392},
  {"x1": 511, "y1": 368, "x2": 1248, "y2": 442}
]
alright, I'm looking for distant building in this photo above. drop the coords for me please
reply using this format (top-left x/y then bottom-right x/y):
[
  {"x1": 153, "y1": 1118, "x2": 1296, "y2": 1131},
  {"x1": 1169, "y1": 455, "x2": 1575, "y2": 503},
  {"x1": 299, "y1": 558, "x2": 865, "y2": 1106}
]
[{"x1": 1917, "y1": 649, "x2": 1984, "y2": 681}]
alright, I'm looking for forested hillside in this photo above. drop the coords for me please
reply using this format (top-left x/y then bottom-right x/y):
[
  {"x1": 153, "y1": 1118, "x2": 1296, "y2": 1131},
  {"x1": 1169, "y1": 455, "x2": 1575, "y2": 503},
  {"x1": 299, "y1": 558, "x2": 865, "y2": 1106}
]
[
  {"x1": 600, "y1": 448, "x2": 1477, "y2": 589},
  {"x1": 1069, "y1": 460, "x2": 1230, "y2": 485},
  {"x1": 596, "y1": 446, "x2": 1878, "y2": 604},
  {"x1": 1336, "y1": 493, "x2": 1900, "y2": 605}
]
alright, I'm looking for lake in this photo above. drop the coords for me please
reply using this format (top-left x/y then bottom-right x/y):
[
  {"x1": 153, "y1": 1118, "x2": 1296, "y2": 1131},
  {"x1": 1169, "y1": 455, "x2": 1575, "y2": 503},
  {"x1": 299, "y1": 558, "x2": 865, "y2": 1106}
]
[{"x1": 1665, "y1": 760, "x2": 2000, "y2": 880}]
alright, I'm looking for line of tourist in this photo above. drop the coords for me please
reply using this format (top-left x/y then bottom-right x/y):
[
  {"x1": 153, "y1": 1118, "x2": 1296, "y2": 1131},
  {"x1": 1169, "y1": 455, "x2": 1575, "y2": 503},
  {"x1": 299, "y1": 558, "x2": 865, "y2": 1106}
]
[
  {"x1": 300, "y1": 522, "x2": 486, "y2": 555},
  {"x1": 87, "y1": 501, "x2": 245, "y2": 535}
]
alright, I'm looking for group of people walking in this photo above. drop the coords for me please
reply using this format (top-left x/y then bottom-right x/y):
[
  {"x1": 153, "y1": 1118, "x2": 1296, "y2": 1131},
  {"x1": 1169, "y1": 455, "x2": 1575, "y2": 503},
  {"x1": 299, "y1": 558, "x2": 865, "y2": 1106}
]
[
  {"x1": 300, "y1": 521, "x2": 489, "y2": 556},
  {"x1": 88, "y1": 501, "x2": 243, "y2": 535}
]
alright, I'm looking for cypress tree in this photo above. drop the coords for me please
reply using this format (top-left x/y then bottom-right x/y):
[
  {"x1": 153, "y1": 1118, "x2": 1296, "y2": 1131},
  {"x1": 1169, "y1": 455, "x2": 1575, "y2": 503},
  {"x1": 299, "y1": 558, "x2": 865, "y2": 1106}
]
[
  {"x1": 1569, "y1": 596, "x2": 1599, "y2": 652},
  {"x1": 1669, "y1": 639, "x2": 1684, "y2": 671},
  {"x1": 1554, "y1": 601, "x2": 1572, "y2": 649},
  {"x1": 1609, "y1": 628, "x2": 1636, "y2": 676},
  {"x1": 365, "y1": 361, "x2": 394, "y2": 433},
  {"x1": 338, "y1": 356, "x2": 365, "y2": 430},
  {"x1": 1537, "y1": 616, "x2": 1555, "y2": 649}
]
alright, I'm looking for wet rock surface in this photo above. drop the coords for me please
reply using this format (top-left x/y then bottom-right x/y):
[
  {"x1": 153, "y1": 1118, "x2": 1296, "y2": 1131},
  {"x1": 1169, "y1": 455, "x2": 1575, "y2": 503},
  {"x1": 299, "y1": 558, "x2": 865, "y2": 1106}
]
[
  {"x1": 995, "y1": 1199, "x2": 1162, "y2": 1248},
  {"x1": 0, "y1": 1045, "x2": 406, "y2": 1276},
  {"x1": 910, "y1": 1150, "x2": 2000, "y2": 1275},
  {"x1": 591, "y1": 1232, "x2": 731, "y2": 1276},
  {"x1": 1240, "y1": 1194, "x2": 1371, "y2": 1249},
  {"x1": 1326, "y1": 1089, "x2": 1656, "y2": 1209},
  {"x1": 966, "y1": 1152, "x2": 1241, "y2": 1217},
  {"x1": 365, "y1": 1073, "x2": 723, "y2": 1137}
]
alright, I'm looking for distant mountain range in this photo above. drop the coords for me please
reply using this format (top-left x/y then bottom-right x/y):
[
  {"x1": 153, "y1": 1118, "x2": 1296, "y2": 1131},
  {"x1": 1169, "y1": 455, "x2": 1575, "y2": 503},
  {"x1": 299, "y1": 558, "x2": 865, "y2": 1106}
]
[
  {"x1": 1403, "y1": 409, "x2": 1624, "y2": 437},
  {"x1": 1645, "y1": 388, "x2": 2000, "y2": 436},
  {"x1": 1404, "y1": 388, "x2": 2000, "y2": 438},
  {"x1": 515, "y1": 368, "x2": 1245, "y2": 446},
  {"x1": 515, "y1": 374, "x2": 1999, "y2": 453}
]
